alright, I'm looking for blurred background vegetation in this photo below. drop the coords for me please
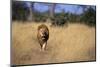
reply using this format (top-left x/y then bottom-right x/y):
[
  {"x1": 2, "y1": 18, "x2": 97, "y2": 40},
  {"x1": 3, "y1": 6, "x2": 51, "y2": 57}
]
[{"x1": 12, "y1": 1, "x2": 96, "y2": 27}]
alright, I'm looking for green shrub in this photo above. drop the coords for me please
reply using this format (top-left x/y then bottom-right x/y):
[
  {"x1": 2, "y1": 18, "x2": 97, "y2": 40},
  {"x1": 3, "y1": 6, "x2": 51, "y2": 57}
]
[{"x1": 50, "y1": 13, "x2": 68, "y2": 26}]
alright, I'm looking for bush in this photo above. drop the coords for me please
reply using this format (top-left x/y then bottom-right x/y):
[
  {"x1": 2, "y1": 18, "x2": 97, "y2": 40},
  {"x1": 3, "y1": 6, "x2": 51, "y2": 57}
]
[
  {"x1": 80, "y1": 7, "x2": 96, "y2": 26},
  {"x1": 33, "y1": 12, "x2": 47, "y2": 22},
  {"x1": 50, "y1": 13, "x2": 68, "y2": 26}
]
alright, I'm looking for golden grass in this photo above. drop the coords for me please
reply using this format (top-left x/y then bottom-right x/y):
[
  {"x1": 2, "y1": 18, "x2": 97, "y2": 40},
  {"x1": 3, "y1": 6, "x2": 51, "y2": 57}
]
[{"x1": 12, "y1": 21, "x2": 96, "y2": 65}]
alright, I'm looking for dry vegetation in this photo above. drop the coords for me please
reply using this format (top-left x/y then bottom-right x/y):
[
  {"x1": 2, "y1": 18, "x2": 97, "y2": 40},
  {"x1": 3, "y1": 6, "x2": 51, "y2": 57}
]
[{"x1": 12, "y1": 21, "x2": 96, "y2": 65}]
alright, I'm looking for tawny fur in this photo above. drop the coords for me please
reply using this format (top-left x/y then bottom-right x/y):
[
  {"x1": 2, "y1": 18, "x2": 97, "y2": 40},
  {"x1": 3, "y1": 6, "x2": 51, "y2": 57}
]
[{"x1": 37, "y1": 24, "x2": 49, "y2": 51}]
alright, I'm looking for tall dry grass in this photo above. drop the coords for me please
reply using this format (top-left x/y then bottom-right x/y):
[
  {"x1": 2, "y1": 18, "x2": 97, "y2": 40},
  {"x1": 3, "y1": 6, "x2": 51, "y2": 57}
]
[{"x1": 12, "y1": 21, "x2": 96, "y2": 65}]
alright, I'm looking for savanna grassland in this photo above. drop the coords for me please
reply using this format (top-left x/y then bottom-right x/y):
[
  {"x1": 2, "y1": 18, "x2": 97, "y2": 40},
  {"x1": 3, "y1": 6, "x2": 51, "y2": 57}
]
[{"x1": 12, "y1": 21, "x2": 96, "y2": 65}]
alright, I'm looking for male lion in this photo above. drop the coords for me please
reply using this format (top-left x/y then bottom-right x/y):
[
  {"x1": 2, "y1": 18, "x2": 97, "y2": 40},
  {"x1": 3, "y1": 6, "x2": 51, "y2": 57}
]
[{"x1": 37, "y1": 24, "x2": 49, "y2": 51}]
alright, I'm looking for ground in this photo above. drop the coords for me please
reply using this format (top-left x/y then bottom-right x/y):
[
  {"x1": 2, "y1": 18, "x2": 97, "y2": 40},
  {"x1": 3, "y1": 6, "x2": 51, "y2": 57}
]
[{"x1": 12, "y1": 21, "x2": 96, "y2": 65}]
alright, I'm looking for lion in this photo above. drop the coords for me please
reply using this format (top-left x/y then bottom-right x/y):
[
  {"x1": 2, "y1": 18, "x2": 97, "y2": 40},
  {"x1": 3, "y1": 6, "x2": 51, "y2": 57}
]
[{"x1": 37, "y1": 24, "x2": 49, "y2": 51}]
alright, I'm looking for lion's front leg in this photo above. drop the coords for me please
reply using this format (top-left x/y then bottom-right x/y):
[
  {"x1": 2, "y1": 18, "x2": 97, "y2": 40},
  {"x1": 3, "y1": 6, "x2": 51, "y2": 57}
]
[{"x1": 42, "y1": 42, "x2": 47, "y2": 51}]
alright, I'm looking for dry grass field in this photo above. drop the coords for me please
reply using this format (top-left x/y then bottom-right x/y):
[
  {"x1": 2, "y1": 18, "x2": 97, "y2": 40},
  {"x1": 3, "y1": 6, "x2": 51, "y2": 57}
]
[{"x1": 12, "y1": 21, "x2": 96, "y2": 65}]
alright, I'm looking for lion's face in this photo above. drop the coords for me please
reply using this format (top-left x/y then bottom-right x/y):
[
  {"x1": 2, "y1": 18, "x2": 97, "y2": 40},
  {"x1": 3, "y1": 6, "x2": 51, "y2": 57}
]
[{"x1": 39, "y1": 28, "x2": 47, "y2": 40}]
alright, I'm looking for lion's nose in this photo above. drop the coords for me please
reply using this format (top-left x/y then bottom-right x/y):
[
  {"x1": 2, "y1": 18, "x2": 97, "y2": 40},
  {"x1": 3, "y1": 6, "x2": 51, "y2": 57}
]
[
  {"x1": 41, "y1": 32, "x2": 45, "y2": 36},
  {"x1": 43, "y1": 34, "x2": 45, "y2": 36},
  {"x1": 41, "y1": 32, "x2": 46, "y2": 37}
]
